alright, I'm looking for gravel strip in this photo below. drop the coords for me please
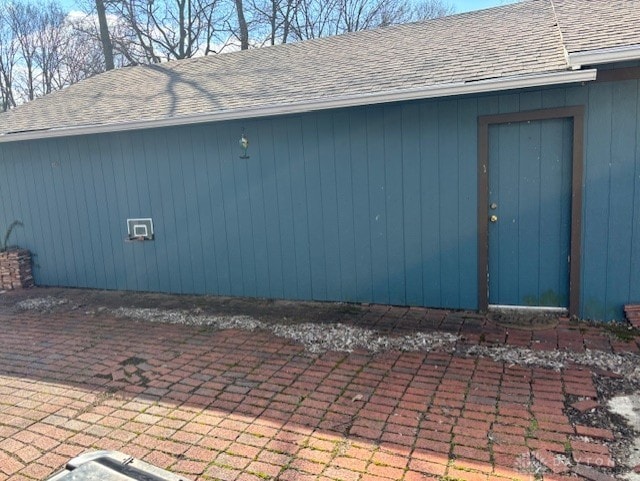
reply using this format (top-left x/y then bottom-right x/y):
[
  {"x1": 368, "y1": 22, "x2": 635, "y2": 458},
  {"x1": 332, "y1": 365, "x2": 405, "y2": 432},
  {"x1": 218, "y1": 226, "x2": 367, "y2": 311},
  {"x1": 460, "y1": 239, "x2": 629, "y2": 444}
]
[
  {"x1": 15, "y1": 296, "x2": 69, "y2": 311},
  {"x1": 14, "y1": 298, "x2": 640, "y2": 373},
  {"x1": 113, "y1": 306, "x2": 459, "y2": 353},
  {"x1": 113, "y1": 307, "x2": 266, "y2": 331},
  {"x1": 113, "y1": 305, "x2": 640, "y2": 366},
  {"x1": 466, "y1": 345, "x2": 640, "y2": 380},
  {"x1": 271, "y1": 322, "x2": 458, "y2": 353},
  {"x1": 111, "y1": 307, "x2": 640, "y2": 370}
]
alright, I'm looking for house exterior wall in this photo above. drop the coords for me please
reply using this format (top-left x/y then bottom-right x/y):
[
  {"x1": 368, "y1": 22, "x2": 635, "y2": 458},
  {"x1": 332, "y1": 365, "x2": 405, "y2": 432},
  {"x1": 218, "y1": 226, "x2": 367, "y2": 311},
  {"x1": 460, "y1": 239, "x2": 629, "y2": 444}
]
[{"x1": 0, "y1": 77, "x2": 638, "y2": 320}]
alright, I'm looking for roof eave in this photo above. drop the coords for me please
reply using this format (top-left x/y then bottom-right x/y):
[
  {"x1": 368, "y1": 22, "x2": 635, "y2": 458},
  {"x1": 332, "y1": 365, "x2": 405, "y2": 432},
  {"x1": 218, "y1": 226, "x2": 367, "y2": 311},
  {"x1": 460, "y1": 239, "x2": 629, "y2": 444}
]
[
  {"x1": 0, "y1": 69, "x2": 597, "y2": 144},
  {"x1": 568, "y1": 45, "x2": 640, "y2": 69}
]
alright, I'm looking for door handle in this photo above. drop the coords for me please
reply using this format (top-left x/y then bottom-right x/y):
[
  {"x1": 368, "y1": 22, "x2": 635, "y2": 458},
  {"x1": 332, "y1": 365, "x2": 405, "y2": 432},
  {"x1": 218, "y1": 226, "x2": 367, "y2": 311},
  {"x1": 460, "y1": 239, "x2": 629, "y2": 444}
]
[{"x1": 490, "y1": 215, "x2": 498, "y2": 223}]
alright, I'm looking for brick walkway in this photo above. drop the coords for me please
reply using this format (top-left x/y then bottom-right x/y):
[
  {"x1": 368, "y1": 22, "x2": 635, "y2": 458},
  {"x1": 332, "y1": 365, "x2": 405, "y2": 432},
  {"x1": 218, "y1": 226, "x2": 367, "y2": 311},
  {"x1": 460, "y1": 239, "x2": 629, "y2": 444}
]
[{"x1": 0, "y1": 301, "x2": 632, "y2": 481}]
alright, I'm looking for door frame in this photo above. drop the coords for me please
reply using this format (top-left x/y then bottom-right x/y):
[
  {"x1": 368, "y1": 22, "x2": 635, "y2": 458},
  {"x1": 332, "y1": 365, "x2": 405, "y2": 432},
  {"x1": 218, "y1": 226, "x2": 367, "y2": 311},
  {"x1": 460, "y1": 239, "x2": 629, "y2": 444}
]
[{"x1": 477, "y1": 106, "x2": 585, "y2": 317}]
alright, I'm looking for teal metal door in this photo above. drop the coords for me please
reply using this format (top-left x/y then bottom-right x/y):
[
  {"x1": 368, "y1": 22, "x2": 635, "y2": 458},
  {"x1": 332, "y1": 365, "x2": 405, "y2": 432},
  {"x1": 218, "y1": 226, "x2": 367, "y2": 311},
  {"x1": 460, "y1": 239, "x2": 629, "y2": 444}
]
[{"x1": 488, "y1": 118, "x2": 572, "y2": 308}]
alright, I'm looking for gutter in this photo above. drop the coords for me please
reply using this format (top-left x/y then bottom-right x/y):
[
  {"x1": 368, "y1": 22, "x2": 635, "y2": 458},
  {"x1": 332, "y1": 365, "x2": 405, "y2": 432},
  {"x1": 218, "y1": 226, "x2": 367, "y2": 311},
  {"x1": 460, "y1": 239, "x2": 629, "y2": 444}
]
[
  {"x1": 0, "y1": 69, "x2": 597, "y2": 144},
  {"x1": 569, "y1": 45, "x2": 640, "y2": 69}
]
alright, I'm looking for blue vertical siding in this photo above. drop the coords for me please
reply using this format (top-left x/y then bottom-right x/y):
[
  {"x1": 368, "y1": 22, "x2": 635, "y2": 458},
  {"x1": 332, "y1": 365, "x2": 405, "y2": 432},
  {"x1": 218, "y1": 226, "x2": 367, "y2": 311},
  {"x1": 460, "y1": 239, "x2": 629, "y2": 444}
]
[
  {"x1": 419, "y1": 102, "x2": 441, "y2": 307},
  {"x1": 401, "y1": 103, "x2": 423, "y2": 306},
  {"x1": 437, "y1": 100, "x2": 461, "y2": 307},
  {"x1": 333, "y1": 111, "x2": 357, "y2": 302},
  {"x1": 317, "y1": 112, "x2": 342, "y2": 302},
  {"x1": 349, "y1": 109, "x2": 373, "y2": 303},
  {"x1": 286, "y1": 117, "x2": 313, "y2": 300},
  {"x1": 236, "y1": 123, "x2": 259, "y2": 298},
  {"x1": 580, "y1": 80, "x2": 640, "y2": 320},
  {"x1": 301, "y1": 115, "x2": 327, "y2": 300},
  {"x1": 632, "y1": 87, "x2": 640, "y2": 307},
  {"x1": 366, "y1": 109, "x2": 389, "y2": 304},
  {"x1": 582, "y1": 84, "x2": 613, "y2": 319},
  {"x1": 606, "y1": 82, "x2": 637, "y2": 316},
  {"x1": 457, "y1": 99, "x2": 479, "y2": 309},
  {"x1": 0, "y1": 75, "x2": 639, "y2": 320},
  {"x1": 384, "y1": 106, "x2": 405, "y2": 305},
  {"x1": 272, "y1": 120, "x2": 298, "y2": 300}
]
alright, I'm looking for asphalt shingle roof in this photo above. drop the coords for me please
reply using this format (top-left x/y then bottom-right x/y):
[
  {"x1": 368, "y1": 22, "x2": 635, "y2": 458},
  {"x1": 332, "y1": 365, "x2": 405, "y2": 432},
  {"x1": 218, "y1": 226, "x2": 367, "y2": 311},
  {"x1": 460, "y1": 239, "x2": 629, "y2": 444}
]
[
  {"x1": 553, "y1": 0, "x2": 640, "y2": 54},
  {"x1": 0, "y1": 0, "x2": 638, "y2": 138}
]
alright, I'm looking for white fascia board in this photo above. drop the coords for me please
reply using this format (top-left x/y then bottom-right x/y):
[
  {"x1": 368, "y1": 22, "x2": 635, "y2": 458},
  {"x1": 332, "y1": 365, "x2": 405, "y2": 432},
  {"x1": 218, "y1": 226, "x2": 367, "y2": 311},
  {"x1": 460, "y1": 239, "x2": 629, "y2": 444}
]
[
  {"x1": 569, "y1": 45, "x2": 640, "y2": 68},
  {"x1": 0, "y1": 69, "x2": 597, "y2": 144}
]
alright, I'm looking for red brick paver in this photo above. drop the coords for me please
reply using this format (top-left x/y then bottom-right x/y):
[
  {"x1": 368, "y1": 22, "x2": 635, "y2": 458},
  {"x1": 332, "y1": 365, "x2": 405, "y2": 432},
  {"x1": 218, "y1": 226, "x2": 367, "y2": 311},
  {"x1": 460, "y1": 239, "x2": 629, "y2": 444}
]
[{"x1": 0, "y1": 293, "x2": 632, "y2": 480}]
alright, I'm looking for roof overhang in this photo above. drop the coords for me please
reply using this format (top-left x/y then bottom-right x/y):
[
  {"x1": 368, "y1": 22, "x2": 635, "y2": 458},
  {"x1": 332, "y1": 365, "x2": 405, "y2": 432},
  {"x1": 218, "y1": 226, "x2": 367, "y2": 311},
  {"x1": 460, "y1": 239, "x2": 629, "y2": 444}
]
[
  {"x1": 0, "y1": 69, "x2": 597, "y2": 144},
  {"x1": 569, "y1": 44, "x2": 640, "y2": 69}
]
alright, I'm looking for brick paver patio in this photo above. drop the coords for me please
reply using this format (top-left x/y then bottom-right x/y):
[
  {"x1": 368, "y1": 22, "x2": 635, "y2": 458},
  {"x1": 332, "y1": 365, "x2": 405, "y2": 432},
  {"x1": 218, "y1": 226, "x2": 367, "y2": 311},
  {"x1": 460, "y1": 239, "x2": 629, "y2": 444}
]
[{"x1": 0, "y1": 292, "x2": 632, "y2": 481}]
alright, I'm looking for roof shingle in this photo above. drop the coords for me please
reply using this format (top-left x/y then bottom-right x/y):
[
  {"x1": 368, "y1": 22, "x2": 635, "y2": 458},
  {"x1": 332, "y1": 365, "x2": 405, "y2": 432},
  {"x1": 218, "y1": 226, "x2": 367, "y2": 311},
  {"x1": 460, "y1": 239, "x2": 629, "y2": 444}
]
[
  {"x1": 0, "y1": 0, "x2": 638, "y2": 138},
  {"x1": 553, "y1": 0, "x2": 640, "y2": 54}
]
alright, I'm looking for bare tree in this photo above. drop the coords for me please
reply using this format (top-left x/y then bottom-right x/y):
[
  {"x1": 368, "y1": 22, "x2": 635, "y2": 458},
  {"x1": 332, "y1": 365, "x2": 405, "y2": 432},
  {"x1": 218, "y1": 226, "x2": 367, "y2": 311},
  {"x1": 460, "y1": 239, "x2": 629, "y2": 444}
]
[
  {"x1": 85, "y1": 0, "x2": 453, "y2": 63},
  {"x1": 4, "y1": 1, "x2": 69, "y2": 101},
  {"x1": 95, "y1": 0, "x2": 114, "y2": 70},
  {"x1": 412, "y1": 0, "x2": 455, "y2": 20},
  {"x1": 236, "y1": 0, "x2": 297, "y2": 47},
  {"x1": 339, "y1": 0, "x2": 410, "y2": 32},
  {"x1": 234, "y1": 0, "x2": 249, "y2": 49},
  {"x1": 229, "y1": 0, "x2": 452, "y2": 47},
  {"x1": 7, "y1": 1, "x2": 38, "y2": 100},
  {"x1": 63, "y1": 11, "x2": 115, "y2": 82},
  {"x1": 104, "y1": 0, "x2": 232, "y2": 62},
  {"x1": 288, "y1": 0, "x2": 339, "y2": 39},
  {"x1": 0, "y1": 1, "x2": 18, "y2": 110},
  {"x1": 33, "y1": 3, "x2": 68, "y2": 95},
  {"x1": 3, "y1": 1, "x2": 74, "y2": 100},
  {"x1": 67, "y1": 1, "x2": 145, "y2": 67},
  {"x1": 0, "y1": 0, "x2": 113, "y2": 109},
  {"x1": 285, "y1": 0, "x2": 453, "y2": 41}
]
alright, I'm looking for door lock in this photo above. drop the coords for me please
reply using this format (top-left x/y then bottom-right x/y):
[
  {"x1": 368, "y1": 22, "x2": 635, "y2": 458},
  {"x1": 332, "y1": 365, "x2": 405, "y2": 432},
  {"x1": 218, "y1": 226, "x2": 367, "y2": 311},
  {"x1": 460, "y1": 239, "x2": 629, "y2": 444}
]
[{"x1": 490, "y1": 215, "x2": 498, "y2": 223}]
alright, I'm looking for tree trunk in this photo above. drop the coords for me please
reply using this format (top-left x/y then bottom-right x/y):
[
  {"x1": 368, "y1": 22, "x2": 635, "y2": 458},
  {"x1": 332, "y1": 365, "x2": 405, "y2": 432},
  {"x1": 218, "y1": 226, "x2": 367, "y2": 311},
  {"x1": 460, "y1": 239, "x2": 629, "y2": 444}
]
[
  {"x1": 234, "y1": 0, "x2": 249, "y2": 50},
  {"x1": 95, "y1": 0, "x2": 115, "y2": 70},
  {"x1": 270, "y1": 0, "x2": 276, "y2": 45}
]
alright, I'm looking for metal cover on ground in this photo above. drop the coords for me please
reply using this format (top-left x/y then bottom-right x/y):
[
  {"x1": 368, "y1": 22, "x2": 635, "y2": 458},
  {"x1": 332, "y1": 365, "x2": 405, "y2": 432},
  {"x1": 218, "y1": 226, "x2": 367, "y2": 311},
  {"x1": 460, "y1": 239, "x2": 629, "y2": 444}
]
[{"x1": 46, "y1": 451, "x2": 190, "y2": 481}]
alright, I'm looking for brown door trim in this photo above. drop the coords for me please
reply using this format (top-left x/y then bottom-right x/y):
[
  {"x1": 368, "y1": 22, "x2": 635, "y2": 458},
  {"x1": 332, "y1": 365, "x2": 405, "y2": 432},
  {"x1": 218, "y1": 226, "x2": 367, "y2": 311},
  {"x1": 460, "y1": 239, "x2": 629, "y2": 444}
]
[{"x1": 477, "y1": 106, "x2": 585, "y2": 317}]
